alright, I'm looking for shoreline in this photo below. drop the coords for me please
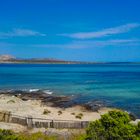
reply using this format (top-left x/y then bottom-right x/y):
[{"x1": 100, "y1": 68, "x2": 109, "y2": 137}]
[
  {"x1": 0, "y1": 90, "x2": 138, "y2": 133},
  {"x1": 0, "y1": 90, "x2": 137, "y2": 118},
  {"x1": 0, "y1": 89, "x2": 110, "y2": 111},
  {"x1": 0, "y1": 90, "x2": 113, "y2": 122}
]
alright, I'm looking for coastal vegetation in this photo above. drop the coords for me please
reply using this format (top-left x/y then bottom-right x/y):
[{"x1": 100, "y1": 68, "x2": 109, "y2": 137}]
[
  {"x1": 58, "y1": 110, "x2": 63, "y2": 115},
  {"x1": 43, "y1": 109, "x2": 51, "y2": 115},
  {"x1": 85, "y1": 110, "x2": 139, "y2": 140},
  {"x1": 0, "y1": 130, "x2": 56, "y2": 140},
  {"x1": 75, "y1": 113, "x2": 84, "y2": 119},
  {"x1": 71, "y1": 112, "x2": 75, "y2": 115},
  {"x1": 1, "y1": 110, "x2": 140, "y2": 140}
]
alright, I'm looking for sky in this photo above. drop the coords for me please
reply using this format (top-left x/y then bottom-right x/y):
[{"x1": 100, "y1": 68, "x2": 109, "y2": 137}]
[{"x1": 0, "y1": 0, "x2": 140, "y2": 62}]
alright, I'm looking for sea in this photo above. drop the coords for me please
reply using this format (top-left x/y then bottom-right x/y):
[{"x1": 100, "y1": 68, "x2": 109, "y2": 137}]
[{"x1": 0, "y1": 63, "x2": 140, "y2": 117}]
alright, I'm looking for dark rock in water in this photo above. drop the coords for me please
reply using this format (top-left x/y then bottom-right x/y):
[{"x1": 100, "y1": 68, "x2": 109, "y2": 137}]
[
  {"x1": 129, "y1": 112, "x2": 137, "y2": 121},
  {"x1": 44, "y1": 94, "x2": 79, "y2": 108},
  {"x1": 41, "y1": 95, "x2": 74, "y2": 108},
  {"x1": 83, "y1": 100, "x2": 107, "y2": 111}
]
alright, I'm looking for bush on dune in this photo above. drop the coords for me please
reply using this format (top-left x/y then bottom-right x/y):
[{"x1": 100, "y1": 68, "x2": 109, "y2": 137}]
[{"x1": 85, "y1": 110, "x2": 139, "y2": 140}]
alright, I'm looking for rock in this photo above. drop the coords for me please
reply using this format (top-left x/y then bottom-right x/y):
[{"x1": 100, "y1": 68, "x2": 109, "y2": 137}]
[
  {"x1": 83, "y1": 100, "x2": 106, "y2": 111},
  {"x1": 129, "y1": 112, "x2": 137, "y2": 121}
]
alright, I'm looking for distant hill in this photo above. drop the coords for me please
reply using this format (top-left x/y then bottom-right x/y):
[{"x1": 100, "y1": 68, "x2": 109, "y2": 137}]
[
  {"x1": 0, "y1": 54, "x2": 139, "y2": 64},
  {"x1": 0, "y1": 54, "x2": 88, "y2": 64},
  {"x1": 0, "y1": 55, "x2": 15, "y2": 61}
]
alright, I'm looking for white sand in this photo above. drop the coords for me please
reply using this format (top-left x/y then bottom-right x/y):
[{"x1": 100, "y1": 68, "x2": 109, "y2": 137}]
[{"x1": 0, "y1": 94, "x2": 112, "y2": 121}]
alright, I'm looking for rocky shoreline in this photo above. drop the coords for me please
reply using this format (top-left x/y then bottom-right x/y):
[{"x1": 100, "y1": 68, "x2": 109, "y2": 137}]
[
  {"x1": 0, "y1": 89, "x2": 137, "y2": 120},
  {"x1": 0, "y1": 89, "x2": 138, "y2": 133},
  {"x1": 0, "y1": 90, "x2": 107, "y2": 112}
]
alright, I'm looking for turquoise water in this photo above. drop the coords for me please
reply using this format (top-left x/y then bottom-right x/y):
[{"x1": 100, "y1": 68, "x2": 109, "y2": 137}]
[{"x1": 0, "y1": 63, "x2": 140, "y2": 116}]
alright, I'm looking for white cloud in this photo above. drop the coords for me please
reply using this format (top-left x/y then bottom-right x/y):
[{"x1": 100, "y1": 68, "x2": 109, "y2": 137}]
[
  {"x1": 0, "y1": 28, "x2": 46, "y2": 38},
  {"x1": 0, "y1": 39, "x2": 140, "y2": 49},
  {"x1": 28, "y1": 39, "x2": 140, "y2": 49},
  {"x1": 68, "y1": 39, "x2": 140, "y2": 48},
  {"x1": 59, "y1": 23, "x2": 140, "y2": 39}
]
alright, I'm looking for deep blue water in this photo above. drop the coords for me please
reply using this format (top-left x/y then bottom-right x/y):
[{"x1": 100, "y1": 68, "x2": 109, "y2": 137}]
[{"x1": 0, "y1": 63, "x2": 140, "y2": 116}]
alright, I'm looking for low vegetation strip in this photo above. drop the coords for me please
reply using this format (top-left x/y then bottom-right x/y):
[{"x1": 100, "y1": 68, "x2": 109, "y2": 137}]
[{"x1": 0, "y1": 110, "x2": 140, "y2": 140}]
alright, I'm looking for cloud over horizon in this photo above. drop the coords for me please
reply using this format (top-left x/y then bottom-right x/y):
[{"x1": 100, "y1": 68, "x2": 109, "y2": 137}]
[
  {"x1": 1, "y1": 38, "x2": 139, "y2": 49},
  {"x1": 67, "y1": 39, "x2": 140, "y2": 49},
  {"x1": 59, "y1": 23, "x2": 140, "y2": 39},
  {"x1": 0, "y1": 28, "x2": 46, "y2": 38}
]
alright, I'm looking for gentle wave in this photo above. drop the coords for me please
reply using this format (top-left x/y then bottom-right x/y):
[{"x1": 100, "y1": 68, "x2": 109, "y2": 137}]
[
  {"x1": 43, "y1": 90, "x2": 53, "y2": 95},
  {"x1": 29, "y1": 89, "x2": 40, "y2": 92},
  {"x1": 0, "y1": 88, "x2": 53, "y2": 95}
]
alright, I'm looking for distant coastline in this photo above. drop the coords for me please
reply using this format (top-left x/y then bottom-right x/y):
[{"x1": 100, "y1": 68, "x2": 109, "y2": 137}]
[
  {"x1": 0, "y1": 54, "x2": 92, "y2": 64},
  {"x1": 0, "y1": 54, "x2": 140, "y2": 64}
]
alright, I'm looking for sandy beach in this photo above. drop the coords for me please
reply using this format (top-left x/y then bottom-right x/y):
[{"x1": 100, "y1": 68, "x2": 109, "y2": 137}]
[{"x1": 0, "y1": 94, "x2": 112, "y2": 122}]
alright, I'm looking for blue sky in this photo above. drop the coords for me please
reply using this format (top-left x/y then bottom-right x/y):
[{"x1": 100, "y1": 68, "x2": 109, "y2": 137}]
[{"x1": 0, "y1": 0, "x2": 140, "y2": 62}]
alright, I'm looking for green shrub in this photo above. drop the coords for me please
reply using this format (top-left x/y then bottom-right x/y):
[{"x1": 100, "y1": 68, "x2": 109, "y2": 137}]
[
  {"x1": 43, "y1": 109, "x2": 51, "y2": 115},
  {"x1": 58, "y1": 110, "x2": 62, "y2": 115},
  {"x1": 79, "y1": 113, "x2": 83, "y2": 117},
  {"x1": 0, "y1": 129, "x2": 56, "y2": 140},
  {"x1": 136, "y1": 122, "x2": 140, "y2": 137},
  {"x1": 85, "y1": 110, "x2": 138, "y2": 140},
  {"x1": 75, "y1": 113, "x2": 83, "y2": 119},
  {"x1": 71, "y1": 112, "x2": 75, "y2": 115},
  {"x1": 0, "y1": 129, "x2": 19, "y2": 140}
]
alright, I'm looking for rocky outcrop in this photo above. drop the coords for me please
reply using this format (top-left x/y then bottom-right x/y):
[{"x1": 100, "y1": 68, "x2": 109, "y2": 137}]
[
  {"x1": 0, "y1": 90, "x2": 107, "y2": 110},
  {"x1": 0, "y1": 90, "x2": 75, "y2": 108},
  {"x1": 83, "y1": 100, "x2": 107, "y2": 111}
]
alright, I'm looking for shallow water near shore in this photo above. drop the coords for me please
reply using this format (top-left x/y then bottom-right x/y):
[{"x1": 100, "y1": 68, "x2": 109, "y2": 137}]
[{"x1": 0, "y1": 63, "x2": 140, "y2": 117}]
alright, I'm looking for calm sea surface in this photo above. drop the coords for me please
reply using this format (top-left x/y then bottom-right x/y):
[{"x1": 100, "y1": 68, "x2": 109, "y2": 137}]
[{"x1": 0, "y1": 63, "x2": 140, "y2": 116}]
